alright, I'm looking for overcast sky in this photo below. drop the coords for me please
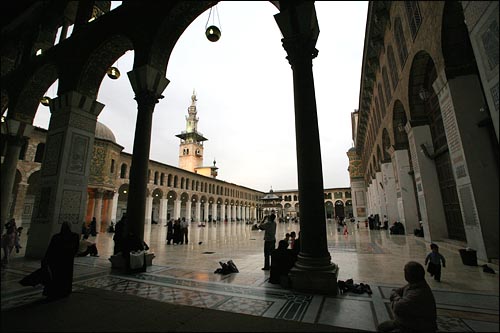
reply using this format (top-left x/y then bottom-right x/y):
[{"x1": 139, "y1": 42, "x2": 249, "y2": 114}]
[{"x1": 33, "y1": 1, "x2": 368, "y2": 193}]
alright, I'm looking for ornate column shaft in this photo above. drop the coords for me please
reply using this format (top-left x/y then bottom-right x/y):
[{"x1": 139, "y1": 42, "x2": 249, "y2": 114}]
[
  {"x1": 125, "y1": 65, "x2": 169, "y2": 242},
  {"x1": 25, "y1": 91, "x2": 104, "y2": 258},
  {"x1": 275, "y1": 2, "x2": 337, "y2": 295}
]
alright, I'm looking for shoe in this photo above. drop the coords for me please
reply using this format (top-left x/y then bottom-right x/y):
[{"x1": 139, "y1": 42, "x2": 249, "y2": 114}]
[
  {"x1": 261, "y1": 267, "x2": 270, "y2": 271},
  {"x1": 364, "y1": 284, "x2": 373, "y2": 295}
]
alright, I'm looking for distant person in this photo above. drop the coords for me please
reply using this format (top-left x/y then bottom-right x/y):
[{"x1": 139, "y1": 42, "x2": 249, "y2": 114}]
[
  {"x1": 425, "y1": 243, "x2": 446, "y2": 282},
  {"x1": 89, "y1": 217, "x2": 97, "y2": 236},
  {"x1": 269, "y1": 240, "x2": 295, "y2": 285},
  {"x1": 291, "y1": 231, "x2": 301, "y2": 262},
  {"x1": 289, "y1": 231, "x2": 296, "y2": 249},
  {"x1": 180, "y1": 217, "x2": 189, "y2": 244},
  {"x1": 113, "y1": 214, "x2": 127, "y2": 255},
  {"x1": 258, "y1": 211, "x2": 277, "y2": 270},
  {"x1": 166, "y1": 219, "x2": 174, "y2": 245},
  {"x1": 173, "y1": 219, "x2": 181, "y2": 245},
  {"x1": 42, "y1": 222, "x2": 79, "y2": 299},
  {"x1": 2, "y1": 222, "x2": 18, "y2": 266},
  {"x1": 383, "y1": 215, "x2": 389, "y2": 230},
  {"x1": 377, "y1": 261, "x2": 437, "y2": 332},
  {"x1": 15, "y1": 226, "x2": 24, "y2": 253},
  {"x1": 76, "y1": 234, "x2": 99, "y2": 257},
  {"x1": 81, "y1": 221, "x2": 88, "y2": 237}
]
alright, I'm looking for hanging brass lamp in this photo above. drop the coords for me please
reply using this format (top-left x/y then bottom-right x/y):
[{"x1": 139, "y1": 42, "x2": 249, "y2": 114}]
[
  {"x1": 40, "y1": 96, "x2": 51, "y2": 106},
  {"x1": 106, "y1": 66, "x2": 121, "y2": 79},
  {"x1": 205, "y1": 5, "x2": 221, "y2": 42},
  {"x1": 205, "y1": 25, "x2": 221, "y2": 42}
]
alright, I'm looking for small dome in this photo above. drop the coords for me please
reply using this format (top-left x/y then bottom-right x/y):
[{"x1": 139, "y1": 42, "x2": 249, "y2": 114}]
[{"x1": 95, "y1": 122, "x2": 116, "y2": 143}]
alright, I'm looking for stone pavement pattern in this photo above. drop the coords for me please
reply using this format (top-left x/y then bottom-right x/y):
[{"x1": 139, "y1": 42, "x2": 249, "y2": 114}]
[{"x1": 2, "y1": 222, "x2": 499, "y2": 332}]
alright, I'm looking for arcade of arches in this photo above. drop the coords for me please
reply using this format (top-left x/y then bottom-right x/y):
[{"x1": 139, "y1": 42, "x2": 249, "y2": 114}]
[
  {"x1": 1, "y1": 0, "x2": 348, "y2": 294},
  {"x1": 347, "y1": 1, "x2": 498, "y2": 263}
]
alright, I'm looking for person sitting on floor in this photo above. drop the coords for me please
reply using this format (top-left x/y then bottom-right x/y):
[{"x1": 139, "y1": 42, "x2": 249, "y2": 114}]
[
  {"x1": 269, "y1": 240, "x2": 295, "y2": 285},
  {"x1": 76, "y1": 234, "x2": 99, "y2": 257},
  {"x1": 377, "y1": 261, "x2": 437, "y2": 332}
]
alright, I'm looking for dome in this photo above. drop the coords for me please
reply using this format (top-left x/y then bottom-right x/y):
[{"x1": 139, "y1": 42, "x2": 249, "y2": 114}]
[{"x1": 95, "y1": 122, "x2": 116, "y2": 143}]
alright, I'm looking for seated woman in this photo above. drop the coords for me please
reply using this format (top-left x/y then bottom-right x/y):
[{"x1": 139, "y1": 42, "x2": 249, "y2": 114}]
[
  {"x1": 269, "y1": 240, "x2": 295, "y2": 285},
  {"x1": 76, "y1": 234, "x2": 99, "y2": 257}
]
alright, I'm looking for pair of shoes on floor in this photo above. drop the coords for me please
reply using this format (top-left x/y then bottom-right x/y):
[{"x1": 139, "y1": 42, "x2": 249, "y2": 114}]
[
  {"x1": 261, "y1": 267, "x2": 270, "y2": 271},
  {"x1": 360, "y1": 283, "x2": 372, "y2": 294}
]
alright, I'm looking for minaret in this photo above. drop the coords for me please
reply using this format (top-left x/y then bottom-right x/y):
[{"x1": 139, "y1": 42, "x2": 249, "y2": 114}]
[{"x1": 176, "y1": 90, "x2": 208, "y2": 173}]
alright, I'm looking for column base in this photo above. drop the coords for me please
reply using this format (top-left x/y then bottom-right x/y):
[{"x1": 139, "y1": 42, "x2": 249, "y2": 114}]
[{"x1": 289, "y1": 263, "x2": 339, "y2": 295}]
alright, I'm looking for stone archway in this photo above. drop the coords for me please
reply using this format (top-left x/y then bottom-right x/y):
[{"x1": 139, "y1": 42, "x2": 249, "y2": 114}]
[{"x1": 334, "y1": 200, "x2": 344, "y2": 219}]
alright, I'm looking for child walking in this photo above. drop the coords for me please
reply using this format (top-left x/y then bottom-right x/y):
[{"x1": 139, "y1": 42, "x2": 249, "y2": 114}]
[{"x1": 425, "y1": 243, "x2": 446, "y2": 282}]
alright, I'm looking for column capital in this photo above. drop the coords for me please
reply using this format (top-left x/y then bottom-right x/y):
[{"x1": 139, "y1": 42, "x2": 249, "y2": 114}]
[
  {"x1": 127, "y1": 65, "x2": 169, "y2": 107},
  {"x1": 1, "y1": 117, "x2": 34, "y2": 142},
  {"x1": 274, "y1": 2, "x2": 320, "y2": 67},
  {"x1": 51, "y1": 91, "x2": 105, "y2": 117}
]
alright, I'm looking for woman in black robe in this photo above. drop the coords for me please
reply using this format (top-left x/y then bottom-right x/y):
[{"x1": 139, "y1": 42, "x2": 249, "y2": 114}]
[{"x1": 42, "y1": 222, "x2": 79, "y2": 299}]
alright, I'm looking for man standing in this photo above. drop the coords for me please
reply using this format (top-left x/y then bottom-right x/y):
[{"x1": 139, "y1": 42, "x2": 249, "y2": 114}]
[
  {"x1": 258, "y1": 211, "x2": 276, "y2": 270},
  {"x1": 180, "y1": 217, "x2": 189, "y2": 244}
]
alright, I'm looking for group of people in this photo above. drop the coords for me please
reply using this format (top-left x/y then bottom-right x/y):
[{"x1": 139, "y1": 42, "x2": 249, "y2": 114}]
[
  {"x1": 367, "y1": 214, "x2": 390, "y2": 230},
  {"x1": 81, "y1": 217, "x2": 98, "y2": 237},
  {"x1": 165, "y1": 218, "x2": 189, "y2": 245},
  {"x1": 1, "y1": 218, "x2": 23, "y2": 267},
  {"x1": 256, "y1": 211, "x2": 301, "y2": 286}
]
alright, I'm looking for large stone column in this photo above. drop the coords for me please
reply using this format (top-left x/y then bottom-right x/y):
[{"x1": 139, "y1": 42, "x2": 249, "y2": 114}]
[
  {"x1": 204, "y1": 203, "x2": 209, "y2": 223},
  {"x1": 125, "y1": 65, "x2": 169, "y2": 242},
  {"x1": 159, "y1": 198, "x2": 168, "y2": 225},
  {"x1": 275, "y1": 2, "x2": 338, "y2": 295},
  {"x1": 110, "y1": 191, "x2": 119, "y2": 224},
  {"x1": 145, "y1": 195, "x2": 153, "y2": 225},
  {"x1": 0, "y1": 120, "x2": 33, "y2": 231},
  {"x1": 433, "y1": 70, "x2": 498, "y2": 260},
  {"x1": 93, "y1": 189, "x2": 103, "y2": 233},
  {"x1": 211, "y1": 203, "x2": 217, "y2": 222},
  {"x1": 389, "y1": 147, "x2": 419, "y2": 232},
  {"x1": 25, "y1": 92, "x2": 104, "y2": 258},
  {"x1": 173, "y1": 199, "x2": 181, "y2": 220},
  {"x1": 186, "y1": 200, "x2": 192, "y2": 222},
  {"x1": 406, "y1": 123, "x2": 448, "y2": 241},
  {"x1": 221, "y1": 204, "x2": 226, "y2": 222},
  {"x1": 195, "y1": 202, "x2": 201, "y2": 223}
]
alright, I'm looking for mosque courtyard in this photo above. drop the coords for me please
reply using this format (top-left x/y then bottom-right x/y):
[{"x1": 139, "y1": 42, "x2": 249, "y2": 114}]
[{"x1": 1, "y1": 221, "x2": 498, "y2": 332}]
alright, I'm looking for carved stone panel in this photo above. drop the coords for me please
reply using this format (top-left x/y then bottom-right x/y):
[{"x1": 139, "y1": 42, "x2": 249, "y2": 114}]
[
  {"x1": 59, "y1": 189, "x2": 82, "y2": 225},
  {"x1": 67, "y1": 133, "x2": 89, "y2": 175},
  {"x1": 42, "y1": 132, "x2": 63, "y2": 176}
]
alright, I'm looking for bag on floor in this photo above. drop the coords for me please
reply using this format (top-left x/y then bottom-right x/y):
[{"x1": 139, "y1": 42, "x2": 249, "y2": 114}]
[
  {"x1": 130, "y1": 250, "x2": 145, "y2": 269},
  {"x1": 227, "y1": 260, "x2": 239, "y2": 273}
]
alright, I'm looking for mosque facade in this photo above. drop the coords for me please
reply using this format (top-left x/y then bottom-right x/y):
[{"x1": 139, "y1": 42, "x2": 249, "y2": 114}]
[{"x1": 346, "y1": 1, "x2": 498, "y2": 262}]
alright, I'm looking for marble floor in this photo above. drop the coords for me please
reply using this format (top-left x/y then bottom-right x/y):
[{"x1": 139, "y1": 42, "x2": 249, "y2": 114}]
[{"x1": 2, "y1": 221, "x2": 499, "y2": 332}]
